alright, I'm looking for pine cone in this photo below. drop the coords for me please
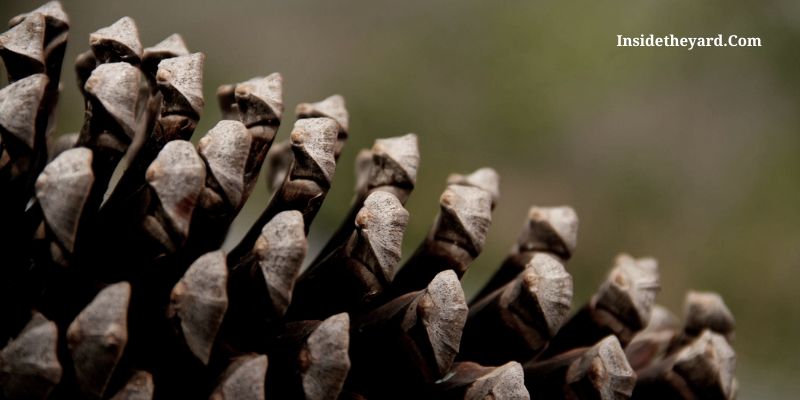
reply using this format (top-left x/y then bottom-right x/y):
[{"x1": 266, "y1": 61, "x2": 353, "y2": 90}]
[{"x1": 0, "y1": 3, "x2": 737, "y2": 399}]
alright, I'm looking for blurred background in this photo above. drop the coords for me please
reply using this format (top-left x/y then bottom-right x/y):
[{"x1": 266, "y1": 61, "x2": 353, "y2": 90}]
[{"x1": 2, "y1": 0, "x2": 798, "y2": 397}]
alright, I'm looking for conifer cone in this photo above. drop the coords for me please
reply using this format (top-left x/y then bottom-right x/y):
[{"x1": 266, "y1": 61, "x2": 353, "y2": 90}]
[{"x1": 0, "y1": 3, "x2": 737, "y2": 399}]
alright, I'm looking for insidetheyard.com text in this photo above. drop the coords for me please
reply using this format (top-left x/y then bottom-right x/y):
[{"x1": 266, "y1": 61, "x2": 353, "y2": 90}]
[{"x1": 617, "y1": 34, "x2": 762, "y2": 50}]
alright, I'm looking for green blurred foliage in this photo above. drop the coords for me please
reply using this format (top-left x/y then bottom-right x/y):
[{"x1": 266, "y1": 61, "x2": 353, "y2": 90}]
[{"x1": 2, "y1": 0, "x2": 798, "y2": 397}]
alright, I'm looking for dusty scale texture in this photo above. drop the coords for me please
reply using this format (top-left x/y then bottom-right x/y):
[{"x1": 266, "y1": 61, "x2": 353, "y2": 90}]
[
  {"x1": 288, "y1": 190, "x2": 410, "y2": 320},
  {"x1": 460, "y1": 253, "x2": 574, "y2": 364},
  {"x1": 299, "y1": 313, "x2": 351, "y2": 400},
  {"x1": 145, "y1": 140, "x2": 206, "y2": 240},
  {"x1": 254, "y1": 210, "x2": 307, "y2": 316},
  {"x1": 35, "y1": 147, "x2": 94, "y2": 255},
  {"x1": 0, "y1": 2, "x2": 738, "y2": 399},
  {"x1": 167, "y1": 250, "x2": 229, "y2": 365},
  {"x1": 473, "y1": 205, "x2": 579, "y2": 303},
  {"x1": 0, "y1": 313, "x2": 62, "y2": 399},
  {"x1": 306, "y1": 132, "x2": 419, "y2": 272},
  {"x1": 389, "y1": 178, "x2": 495, "y2": 297},
  {"x1": 66, "y1": 282, "x2": 131, "y2": 399}
]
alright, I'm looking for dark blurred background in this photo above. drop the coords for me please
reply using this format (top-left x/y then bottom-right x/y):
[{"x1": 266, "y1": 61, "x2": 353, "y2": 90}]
[{"x1": 2, "y1": 0, "x2": 798, "y2": 397}]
